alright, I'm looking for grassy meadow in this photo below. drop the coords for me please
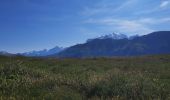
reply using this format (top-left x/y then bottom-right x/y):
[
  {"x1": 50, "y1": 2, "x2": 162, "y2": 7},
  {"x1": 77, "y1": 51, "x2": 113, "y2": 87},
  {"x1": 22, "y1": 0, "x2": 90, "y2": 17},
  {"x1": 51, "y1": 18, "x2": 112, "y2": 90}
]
[{"x1": 0, "y1": 55, "x2": 170, "y2": 100}]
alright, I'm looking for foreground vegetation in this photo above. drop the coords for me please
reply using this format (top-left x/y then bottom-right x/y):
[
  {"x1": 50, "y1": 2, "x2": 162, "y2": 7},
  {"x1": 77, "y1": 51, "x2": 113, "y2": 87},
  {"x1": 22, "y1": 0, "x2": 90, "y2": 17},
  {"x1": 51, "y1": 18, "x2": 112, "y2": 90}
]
[{"x1": 0, "y1": 55, "x2": 170, "y2": 100}]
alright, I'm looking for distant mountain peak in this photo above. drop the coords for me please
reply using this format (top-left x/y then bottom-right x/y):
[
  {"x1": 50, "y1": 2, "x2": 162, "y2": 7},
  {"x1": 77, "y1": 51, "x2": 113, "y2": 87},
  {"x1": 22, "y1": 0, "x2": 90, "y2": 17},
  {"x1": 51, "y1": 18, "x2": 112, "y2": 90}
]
[
  {"x1": 98, "y1": 32, "x2": 128, "y2": 40},
  {"x1": 20, "y1": 46, "x2": 64, "y2": 57},
  {"x1": 87, "y1": 32, "x2": 128, "y2": 43}
]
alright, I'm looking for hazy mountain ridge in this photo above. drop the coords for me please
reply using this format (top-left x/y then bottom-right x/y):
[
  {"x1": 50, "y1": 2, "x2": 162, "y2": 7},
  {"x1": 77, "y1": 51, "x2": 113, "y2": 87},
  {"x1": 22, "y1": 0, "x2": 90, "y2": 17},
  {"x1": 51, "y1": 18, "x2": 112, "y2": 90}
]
[
  {"x1": 0, "y1": 51, "x2": 14, "y2": 56},
  {"x1": 20, "y1": 46, "x2": 63, "y2": 57}
]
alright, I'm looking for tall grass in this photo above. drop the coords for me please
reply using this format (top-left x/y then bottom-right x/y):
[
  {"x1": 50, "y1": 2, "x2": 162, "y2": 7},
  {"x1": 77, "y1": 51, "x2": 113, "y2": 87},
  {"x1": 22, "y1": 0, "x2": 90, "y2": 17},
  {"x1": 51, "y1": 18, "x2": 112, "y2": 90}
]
[{"x1": 0, "y1": 55, "x2": 170, "y2": 99}]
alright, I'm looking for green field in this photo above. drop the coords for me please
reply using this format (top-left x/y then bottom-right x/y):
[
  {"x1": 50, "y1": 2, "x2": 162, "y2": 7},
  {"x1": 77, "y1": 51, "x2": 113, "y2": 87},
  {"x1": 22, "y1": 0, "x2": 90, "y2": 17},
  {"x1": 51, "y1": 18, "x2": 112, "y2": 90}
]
[{"x1": 0, "y1": 55, "x2": 170, "y2": 100}]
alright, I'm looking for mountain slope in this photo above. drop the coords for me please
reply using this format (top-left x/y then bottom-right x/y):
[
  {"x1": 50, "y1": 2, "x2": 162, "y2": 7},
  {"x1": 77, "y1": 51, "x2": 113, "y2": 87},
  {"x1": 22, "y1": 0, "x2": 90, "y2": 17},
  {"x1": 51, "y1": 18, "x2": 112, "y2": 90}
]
[{"x1": 55, "y1": 31, "x2": 170, "y2": 58}]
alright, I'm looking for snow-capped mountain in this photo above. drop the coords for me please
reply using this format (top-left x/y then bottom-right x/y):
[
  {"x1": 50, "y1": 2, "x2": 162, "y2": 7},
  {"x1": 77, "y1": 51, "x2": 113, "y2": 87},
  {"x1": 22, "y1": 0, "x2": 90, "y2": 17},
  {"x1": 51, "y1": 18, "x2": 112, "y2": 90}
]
[
  {"x1": 55, "y1": 31, "x2": 170, "y2": 58},
  {"x1": 98, "y1": 33, "x2": 128, "y2": 40},
  {"x1": 87, "y1": 33, "x2": 128, "y2": 42}
]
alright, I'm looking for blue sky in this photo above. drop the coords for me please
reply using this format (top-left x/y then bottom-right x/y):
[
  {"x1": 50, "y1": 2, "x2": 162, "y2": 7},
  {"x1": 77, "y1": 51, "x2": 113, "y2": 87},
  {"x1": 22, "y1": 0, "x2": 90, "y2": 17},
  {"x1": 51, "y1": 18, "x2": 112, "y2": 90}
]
[{"x1": 0, "y1": 0, "x2": 170, "y2": 53}]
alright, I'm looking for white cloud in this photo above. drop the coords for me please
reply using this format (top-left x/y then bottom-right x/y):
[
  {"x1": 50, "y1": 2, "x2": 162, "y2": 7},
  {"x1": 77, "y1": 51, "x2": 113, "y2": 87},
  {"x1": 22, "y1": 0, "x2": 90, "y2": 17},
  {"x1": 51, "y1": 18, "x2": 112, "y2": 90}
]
[
  {"x1": 137, "y1": 18, "x2": 155, "y2": 24},
  {"x1": 81, "y1": 0, "x2": 170, "y2": 36},
  {"x1": 84, "y1": 17, "x2": 170, "y2": 35},
  {"x1": 81, "y1": 0, "x2": 138, "y2": 16},
  {"x1": 115, "y1": 20, "x2": 153, "y2": 35},
  {"x1": 114, "y1": 0, "x2": 138, "y2": 12},
  {"x1": 135, "y1": 0, "x2": 170, "y2": 15},
  {"x1": 81, "y1": 6, "x2": 107, "y2": 16},
  {"x1": 160, "y1": 1, "x2": 170, "y2": 8},
  {"x1": 138, "y1": 18, "x2": 170, "y2": 24},
  {"x1": 84, "y1": 18, "x2": 155, "y2": 35}
]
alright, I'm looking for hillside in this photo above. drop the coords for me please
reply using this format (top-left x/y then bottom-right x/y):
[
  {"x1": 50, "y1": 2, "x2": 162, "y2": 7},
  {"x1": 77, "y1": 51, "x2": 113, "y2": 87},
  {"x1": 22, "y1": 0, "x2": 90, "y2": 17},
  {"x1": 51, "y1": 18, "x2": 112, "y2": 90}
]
[
  {"x1": 0, "y1": 55, "x2": 170, "y2": 99},
  {"x1": 56, "y1": 31, "x2": 170, "y2": 58}
]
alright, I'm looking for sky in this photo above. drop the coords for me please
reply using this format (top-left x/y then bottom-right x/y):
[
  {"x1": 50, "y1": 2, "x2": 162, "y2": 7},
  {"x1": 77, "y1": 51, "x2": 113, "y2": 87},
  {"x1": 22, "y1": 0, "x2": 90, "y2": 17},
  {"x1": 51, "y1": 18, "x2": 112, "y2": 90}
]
[{"x1": 0, "y1": 0, "x2": 170, "y2": 53}]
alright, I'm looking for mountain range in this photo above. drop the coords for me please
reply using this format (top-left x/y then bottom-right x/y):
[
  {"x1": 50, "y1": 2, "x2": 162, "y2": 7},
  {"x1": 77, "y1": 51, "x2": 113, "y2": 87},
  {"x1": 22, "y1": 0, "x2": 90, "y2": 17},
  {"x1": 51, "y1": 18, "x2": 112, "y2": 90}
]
[
  {"x1": 0, "y1": 31, "x2": 170, "y2": 57},
  {"x1": 55, "y1": 31, "x2": 170, "y2": 58}
]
